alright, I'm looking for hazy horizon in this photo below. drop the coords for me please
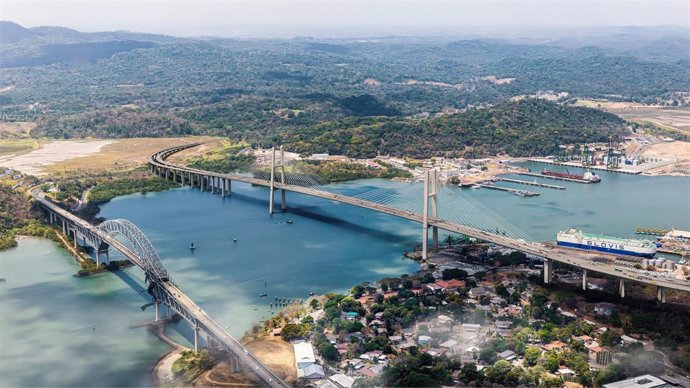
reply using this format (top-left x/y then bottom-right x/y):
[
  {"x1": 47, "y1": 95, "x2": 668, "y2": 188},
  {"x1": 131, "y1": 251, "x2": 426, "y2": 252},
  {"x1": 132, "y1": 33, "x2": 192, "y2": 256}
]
[{"x1": 3, "y1": 0, "x2": 689, "y2": 38}]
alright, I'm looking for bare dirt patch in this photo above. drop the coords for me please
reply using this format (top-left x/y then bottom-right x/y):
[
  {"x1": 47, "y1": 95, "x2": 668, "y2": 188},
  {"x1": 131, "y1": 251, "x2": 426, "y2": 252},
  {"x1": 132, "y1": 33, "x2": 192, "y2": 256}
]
[
  {"x1": 244, "y1": 337, "x2": 297, "y2": 383},
  {"x1": 0, "y1": 139, "x2": 114, "y2": 175},
  {"x1": 575, "y1": 100, "x2": 690, "y2": 135},
  {"x1": 47, "y1": 137, "x2": 224, "y2": 175},
  {"x1": 641, "y1": 141, "x2": 690, "y2": 160}
]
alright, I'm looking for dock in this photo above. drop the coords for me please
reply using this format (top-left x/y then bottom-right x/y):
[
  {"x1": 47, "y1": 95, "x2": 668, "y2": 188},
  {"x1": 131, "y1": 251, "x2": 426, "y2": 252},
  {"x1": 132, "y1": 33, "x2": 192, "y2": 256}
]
[
  {"x1": 516, "y1": 171, "x2": 592, "y2": 184},
  {"x1": 497, "y1": 177, "x2": 565, "y2": 190},
  {"x1": 477, "y1": 184, "x2": 539, "y2": 196},
  {"x1": 528, "y1": 159, "x2": 642, "y2": 175}
]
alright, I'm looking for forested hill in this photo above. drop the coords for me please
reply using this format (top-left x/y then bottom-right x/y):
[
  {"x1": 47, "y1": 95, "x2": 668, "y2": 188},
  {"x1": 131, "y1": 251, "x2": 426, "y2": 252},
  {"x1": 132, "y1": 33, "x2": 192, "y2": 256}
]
[{"x1": 279, "y1": 99, "x2": 627, "y2": 158}]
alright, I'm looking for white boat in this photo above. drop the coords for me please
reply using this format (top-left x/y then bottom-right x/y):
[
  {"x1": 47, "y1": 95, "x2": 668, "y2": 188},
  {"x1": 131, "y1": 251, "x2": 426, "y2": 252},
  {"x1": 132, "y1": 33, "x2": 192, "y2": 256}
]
[
  {"x1": 470, "y1": 185, "x2": 481, "y2": 190},
  {"x1": 556, "y1": 228, "x2": 656, "y2": 257}
]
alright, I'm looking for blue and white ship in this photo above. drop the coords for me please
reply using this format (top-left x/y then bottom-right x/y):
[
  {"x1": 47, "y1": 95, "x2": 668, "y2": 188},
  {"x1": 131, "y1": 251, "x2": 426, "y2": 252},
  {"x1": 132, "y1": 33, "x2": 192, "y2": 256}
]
[{"x1": 556, "y1": 228, "x2": 657, "y2": 257}]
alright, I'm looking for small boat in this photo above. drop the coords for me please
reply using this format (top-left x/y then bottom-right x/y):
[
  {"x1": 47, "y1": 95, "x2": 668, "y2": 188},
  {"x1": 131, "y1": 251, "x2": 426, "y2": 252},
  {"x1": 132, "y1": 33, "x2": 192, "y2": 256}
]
[
  {"x1": 471, "y1": 185, "x2": 481, "y2": 190},
  {"x1": 233, "y1": 233, "x2": 237, "y2": 243},
  {"x1": 189, "y1": 242, "x2": 196, "y2": 251},
  {"x1": 259, "y1": 293, "x2": 267, "y2": 297},
  {"x1": 309, "y1": 291, "x2": 315, "y2": 296},
  {"x1": 513, "y1": 190, "x2": 529, "y2": 197},
  {"x1": 286, "y1": 220, "x2": 294, "y2": 224}
]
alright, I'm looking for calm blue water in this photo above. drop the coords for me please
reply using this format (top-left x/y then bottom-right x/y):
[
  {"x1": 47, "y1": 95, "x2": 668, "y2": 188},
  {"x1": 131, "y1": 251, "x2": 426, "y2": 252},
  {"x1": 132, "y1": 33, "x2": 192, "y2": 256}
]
[{"x1": 1, "y1": 168, "x2": 688, "y2": 386}]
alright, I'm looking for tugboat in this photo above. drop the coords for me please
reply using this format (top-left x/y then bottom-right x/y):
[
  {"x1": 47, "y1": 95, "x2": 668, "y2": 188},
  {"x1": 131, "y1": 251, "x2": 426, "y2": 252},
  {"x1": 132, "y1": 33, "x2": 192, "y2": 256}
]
[{"x1": 189, "y1": 242, "x2": 196, "y2": 251}]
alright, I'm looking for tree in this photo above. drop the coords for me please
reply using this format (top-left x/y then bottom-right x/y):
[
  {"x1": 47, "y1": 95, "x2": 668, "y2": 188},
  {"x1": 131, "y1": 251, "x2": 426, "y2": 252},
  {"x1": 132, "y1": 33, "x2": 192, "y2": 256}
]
[
  {"x1": 599, "y1": 330, "x2": 622, "y2": 347},
  {"x1": 479, "y1": 348, "x2": 497, "y2": 364},
  {"x1": 524, "y1": 346, "x2": 542, "y2": 366},
  {"x1": 319, "y1": 343, "x2": 340, "y2": 362},
  {"x1": 459, "y1": 363, "x2": 482, "y2": 384},
  {"x1": 310, "y1": 299, "x2": 319, "y2": 309},
  {"x1": 485, "y1": 360, "x2": 512, "y2": 384}
]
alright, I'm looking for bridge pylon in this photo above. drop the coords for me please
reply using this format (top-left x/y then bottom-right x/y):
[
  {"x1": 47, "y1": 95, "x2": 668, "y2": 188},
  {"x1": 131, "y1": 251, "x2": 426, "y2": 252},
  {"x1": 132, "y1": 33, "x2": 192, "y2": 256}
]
[
  {"x1": 269, "y1": 146, "x2": 287, "y2": 214},
  {"x1": 421, "y1": 169, "x2": 439, "y2": 260}
]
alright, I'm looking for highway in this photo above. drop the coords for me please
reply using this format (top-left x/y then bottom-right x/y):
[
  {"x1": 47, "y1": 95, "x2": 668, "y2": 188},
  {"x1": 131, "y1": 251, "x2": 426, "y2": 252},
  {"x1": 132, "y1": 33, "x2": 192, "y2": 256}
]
[
  {"x1": 33, "y1": 191, "x2": 289, "y2": 388},
  {"x1": 149, "y1": 144, "x2": 690, "y2": 294}
]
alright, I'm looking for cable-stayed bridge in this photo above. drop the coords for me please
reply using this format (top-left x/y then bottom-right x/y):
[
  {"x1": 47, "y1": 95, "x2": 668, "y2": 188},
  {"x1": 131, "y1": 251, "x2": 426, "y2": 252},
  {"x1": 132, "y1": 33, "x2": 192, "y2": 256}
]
[{"x1": 150, "y1": 143, "x2": 690, "y2": 300}]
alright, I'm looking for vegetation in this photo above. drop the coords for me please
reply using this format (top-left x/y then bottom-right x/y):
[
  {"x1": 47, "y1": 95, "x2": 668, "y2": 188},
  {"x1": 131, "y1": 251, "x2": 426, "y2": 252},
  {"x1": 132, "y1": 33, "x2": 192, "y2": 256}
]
[
  {"x1": 289, "y1": 160, "x2": 412, "y2": 183},
  {"x1": 0, "y1": 184, "x2": 57, "y2": 250},
  {"x1": 185, "y1": 144, "x2": 255, "y2": 173}
]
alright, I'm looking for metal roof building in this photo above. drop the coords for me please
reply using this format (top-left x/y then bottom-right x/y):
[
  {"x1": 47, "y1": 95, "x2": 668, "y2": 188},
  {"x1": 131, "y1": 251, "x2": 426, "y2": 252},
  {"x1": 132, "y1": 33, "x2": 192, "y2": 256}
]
[
  {"x1": 603, "y1": 374, "x2": 667, "y2": 388},
  {"x1": 293, "y1": 341, "x2": 316, "y2": 369}
]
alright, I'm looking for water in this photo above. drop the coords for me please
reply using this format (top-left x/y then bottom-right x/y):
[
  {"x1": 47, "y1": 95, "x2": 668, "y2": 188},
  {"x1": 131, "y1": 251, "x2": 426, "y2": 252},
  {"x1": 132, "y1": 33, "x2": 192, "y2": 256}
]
[
  {"x1": 0, "y1": 238, "x2": 167, "y2": 387},
  {"x1": 0, "y1": 170, "x2": 687, "y2": 386}
]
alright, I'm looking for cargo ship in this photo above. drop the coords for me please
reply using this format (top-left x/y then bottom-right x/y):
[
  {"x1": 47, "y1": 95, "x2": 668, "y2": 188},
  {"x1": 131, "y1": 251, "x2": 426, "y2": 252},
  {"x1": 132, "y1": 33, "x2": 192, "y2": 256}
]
[
  {"x1": 542, "y1": 169, "x2": 601, "y2": 183},
  {"x1": 556, "y1": 228, "x2": 657, "y2": 257}
]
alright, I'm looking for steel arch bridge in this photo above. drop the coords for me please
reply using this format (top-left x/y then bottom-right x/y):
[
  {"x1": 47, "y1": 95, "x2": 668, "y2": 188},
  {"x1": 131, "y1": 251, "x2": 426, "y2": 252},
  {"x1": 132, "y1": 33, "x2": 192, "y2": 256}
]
[{"x1": 97, "y1": 219, "x2": 169, "y2": 282}]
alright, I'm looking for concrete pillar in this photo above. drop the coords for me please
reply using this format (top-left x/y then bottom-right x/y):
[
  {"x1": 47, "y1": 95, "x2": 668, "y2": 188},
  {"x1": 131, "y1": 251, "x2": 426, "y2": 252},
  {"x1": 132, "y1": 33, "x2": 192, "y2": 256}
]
[
  {"x1": 73, "y1": 230, "x2": 79, "y2": 248},
  {"x1": 422, "y1": 170, "x2": 429, "y2": 260},
  {"x1": 619, "y1": 278, "x2": 625, "y2": 298},
  {"x1": 543, "y1": 259, "x2": 553, "y2": 284},
  {"x1": 431, "y1": 169, "x2": 438, "y2": 252},
  {"x1": 62, "y1": 220, "x2": 66, "y2": 235},
  {"x1": 155, "y1": 301, "x2": 160, "y2": 321},
  {"x1": 269, "y1": 147, "x2": 275, "y2": 214},
  {"x1": 201, "y1": 176, "x2": 205, "y2": 192},
  {"x1": 221, "y1": 178, "x2": 226, "y2": 197},
  {"x1": 280, "y1": 145, "x2": 286, "y2": 211},
  {"x1": 193, "y1": 321, "x2": 199, "y2": 353},
  {"x1": 228, "y1": 180, "x2": 231, "y2": 195},
  {"x1": 657, "y1": 286, "x2": 666, "y2": 303},
  {"x1": 582, "y1": 269, "x2": 587, "y2": 290},
  {"x1": 181, "y1": 171, "x2": 185, "y2": 186}
]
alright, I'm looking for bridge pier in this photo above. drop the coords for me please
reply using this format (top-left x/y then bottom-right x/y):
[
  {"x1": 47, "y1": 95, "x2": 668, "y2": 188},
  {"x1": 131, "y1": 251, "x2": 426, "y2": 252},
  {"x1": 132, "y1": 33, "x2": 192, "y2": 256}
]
[
  {"x1": 269, "y1": 147, "x2": 276, "y2": 214},
  {"x1": 193, "y1": 321, "x2": 199, "y2": 353},
  {"x1": 62, "y1": 219, "x2": 67, "y2": 235},
  {"x1": 582, "y1": 269, "x2": 587, "y2": 290},
  {"x1": 422, "y1": 170, "x2": 429, "y2": 260},
  {"x1": 431, "y1": 169, "x2": 438, "y2": 252},
  {"x1": 657, "y1": 286, "x2": 666, "y2": 303},
  {"x1": 201, "y1": 176, "x2": 205, "y2": 192},
  {"x1": 155, "y1": 301, "x2": 160, "y2": 321},
  {"x1": 280, "y1": 145, "x2": 286, "y2": 211},
  {"x1": 619, "y1": 278, "x2": 626, "y2": 298},
  {"x1": 221, "y1": 178, "x2": 226, "y2": 197},
  {"x1": 543, "y1": 259, "x2": 553, "y2": 284}
]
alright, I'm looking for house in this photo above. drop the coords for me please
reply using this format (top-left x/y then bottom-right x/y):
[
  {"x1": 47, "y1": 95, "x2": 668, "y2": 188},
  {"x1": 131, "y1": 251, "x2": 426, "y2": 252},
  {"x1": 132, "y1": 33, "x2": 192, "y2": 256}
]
[
  {"x1": 462, "y1": 323, "x2": 481, "y2": 334},
  {"x1": 439, "y1": 339, "x2": 458, "y2": 349},
  {"x1": 344, "y1": 311, "x2": 358, "y2": 321},
  {"x1": 297, "y1": 364, "x2": 326, "y2": 380},
  {"x1": 272, "y1": 327, "x2": 283, "y2": 336},
  {"x1": 595, "y1": 302, "x2": 617, "y2": 316},
  {"x1": 497, "y1": 350, "x2": 516, "y2": 361},
  {"x1": 575, "y1": 335, "x2": 593, "y2": 344},
  {"x1": 294, "y1": 341, "x2": 316, "y2": 369},
  {"x1": 435, "y1": 279, "x2": 465, "y2": 290},
  {"x1": 330, "y1": 373, "x2": 355, "y2": 388},
  {"x1": 418, "y1": 335, "x2": 432, "y2": 345},
  {"x1": 469, "y1": 286, "x2": 489, "y2": 298},
  {"x1": 374, "y1": 312, "x2": 384, "y2": 319},
  {"x1": 436, "y1": 315, "x2": 453, "y2": 325},
  {"x1": 557, "y1": 367, "x2": 575, "y2": 376},
  {"x1": 602, "y1": 374, "x2": 668, "y2": 388},
  {"x1": 621, "y1": 335, "x2": 640, "y2": 345},
  {"x1": 495, "y1": 320, "x2": 512, "y2": 330},
  {"x1": 543, "y1": 341, "x2": 567, "y2": 351},
  {"x1": 348, "y1": 359, "x2": 364, "y2": 369},
  {"x1": 388, "y1": 335, "x2": 403, "y2": 344},
  {"x1": 298, "y1": 364, "x2": 325, "y2": 379}
]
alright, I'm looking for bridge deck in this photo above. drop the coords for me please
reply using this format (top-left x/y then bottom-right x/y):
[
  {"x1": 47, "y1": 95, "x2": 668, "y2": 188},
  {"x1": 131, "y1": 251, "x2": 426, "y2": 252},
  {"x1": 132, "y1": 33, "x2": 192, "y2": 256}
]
[{"x1": 149, "y1": 144, "x2": 690, "y2": 293}]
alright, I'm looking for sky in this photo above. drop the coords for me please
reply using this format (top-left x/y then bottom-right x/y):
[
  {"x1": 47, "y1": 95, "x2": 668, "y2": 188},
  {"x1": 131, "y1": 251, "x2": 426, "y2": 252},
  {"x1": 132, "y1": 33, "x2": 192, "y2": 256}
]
[{"x1": 2, "y1": 0, "x2": 689, "y2": 37}]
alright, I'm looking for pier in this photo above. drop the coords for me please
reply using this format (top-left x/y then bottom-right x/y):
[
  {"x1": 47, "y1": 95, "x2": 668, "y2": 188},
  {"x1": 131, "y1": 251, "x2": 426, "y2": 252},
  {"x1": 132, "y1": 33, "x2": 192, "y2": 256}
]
[
  {"x1": 516, "y1": 171, "x2": 592, "y2": 184},
  {"x1": 477, "y1": 184, "x2": 539, "y2": 196},
  {"x1": 528, "y1": 159, "x2": 642, "y2": 175},
  {"x1": 496, "y1": 177, "x2": 565, "y2": 190}
]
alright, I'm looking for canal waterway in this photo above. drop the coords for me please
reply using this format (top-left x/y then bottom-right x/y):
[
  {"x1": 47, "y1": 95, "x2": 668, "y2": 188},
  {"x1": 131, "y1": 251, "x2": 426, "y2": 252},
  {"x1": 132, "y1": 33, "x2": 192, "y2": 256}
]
[{"x1": 1, "y1": 168, "x2": 688, "y2": 386}]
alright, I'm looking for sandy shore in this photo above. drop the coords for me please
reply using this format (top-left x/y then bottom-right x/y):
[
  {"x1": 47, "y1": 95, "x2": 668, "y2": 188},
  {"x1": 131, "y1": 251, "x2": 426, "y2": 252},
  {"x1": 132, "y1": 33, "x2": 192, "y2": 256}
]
[
  {"x1": 0, "y1": 140, "x2": 114, "y2": 175},
  {"x1": 149, "y1": 320, "x2": 190, "y2": 386}
]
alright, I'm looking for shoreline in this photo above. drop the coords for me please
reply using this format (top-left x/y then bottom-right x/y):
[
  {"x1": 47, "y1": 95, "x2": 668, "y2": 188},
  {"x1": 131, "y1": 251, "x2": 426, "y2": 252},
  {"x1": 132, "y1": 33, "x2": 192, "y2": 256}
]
[{"x1": 148, "y1": 319, "x2": 190, "y2": 387}]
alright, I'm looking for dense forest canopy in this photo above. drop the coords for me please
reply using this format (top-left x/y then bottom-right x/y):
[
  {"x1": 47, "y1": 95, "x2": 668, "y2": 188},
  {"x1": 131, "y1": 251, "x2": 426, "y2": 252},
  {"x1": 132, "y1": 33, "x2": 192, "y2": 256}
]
[{"x1": 0, "y1": 22, "x2": 686, "y2": 157}]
